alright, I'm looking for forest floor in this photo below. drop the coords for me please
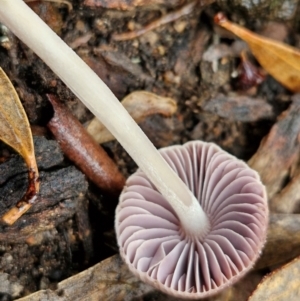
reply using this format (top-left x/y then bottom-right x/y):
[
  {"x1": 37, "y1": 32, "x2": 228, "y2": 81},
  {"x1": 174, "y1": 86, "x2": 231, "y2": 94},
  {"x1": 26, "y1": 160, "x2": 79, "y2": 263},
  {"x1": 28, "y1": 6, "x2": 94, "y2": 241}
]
[{"x1": 0, "y1": 1, "x2": 300, "y2": 300}]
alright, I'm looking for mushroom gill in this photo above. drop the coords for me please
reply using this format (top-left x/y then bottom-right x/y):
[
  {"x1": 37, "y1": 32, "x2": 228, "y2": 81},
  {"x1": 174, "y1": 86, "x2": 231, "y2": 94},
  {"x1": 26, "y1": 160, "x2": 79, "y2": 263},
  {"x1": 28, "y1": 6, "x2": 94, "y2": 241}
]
[{"x1": 115, "y1": 141, "x2": 268, "y2": 299}]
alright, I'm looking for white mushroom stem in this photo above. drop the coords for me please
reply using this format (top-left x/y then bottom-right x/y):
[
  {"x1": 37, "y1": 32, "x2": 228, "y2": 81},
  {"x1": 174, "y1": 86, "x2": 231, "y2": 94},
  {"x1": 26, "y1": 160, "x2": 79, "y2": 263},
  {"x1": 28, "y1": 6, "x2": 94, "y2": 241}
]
[{"x1": 0, "y1": 0, "x2": 209, "y2": 238}]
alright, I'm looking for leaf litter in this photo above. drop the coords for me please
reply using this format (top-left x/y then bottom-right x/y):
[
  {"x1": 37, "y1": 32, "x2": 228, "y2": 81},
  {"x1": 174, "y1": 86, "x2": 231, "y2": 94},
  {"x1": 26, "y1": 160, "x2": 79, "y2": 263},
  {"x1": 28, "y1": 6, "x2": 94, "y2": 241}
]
[{"x1": 2, "y1": 3, "x2": 300, "y2": 301}]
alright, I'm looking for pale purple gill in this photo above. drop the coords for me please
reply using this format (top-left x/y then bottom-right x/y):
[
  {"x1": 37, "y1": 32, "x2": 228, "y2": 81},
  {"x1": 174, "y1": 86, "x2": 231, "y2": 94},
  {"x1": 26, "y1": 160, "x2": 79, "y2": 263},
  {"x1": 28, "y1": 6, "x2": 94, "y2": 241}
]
[{"x1": 115, "y1": 141, "x2": 268, "y2": 299}]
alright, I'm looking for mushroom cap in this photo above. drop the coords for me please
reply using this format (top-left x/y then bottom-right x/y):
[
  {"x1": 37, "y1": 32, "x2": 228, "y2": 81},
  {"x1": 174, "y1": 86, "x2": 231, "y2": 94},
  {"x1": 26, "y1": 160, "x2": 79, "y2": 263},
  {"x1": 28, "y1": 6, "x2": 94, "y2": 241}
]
[{"x1": 115, "y1": 141, "x2": 268, "y2": 299}]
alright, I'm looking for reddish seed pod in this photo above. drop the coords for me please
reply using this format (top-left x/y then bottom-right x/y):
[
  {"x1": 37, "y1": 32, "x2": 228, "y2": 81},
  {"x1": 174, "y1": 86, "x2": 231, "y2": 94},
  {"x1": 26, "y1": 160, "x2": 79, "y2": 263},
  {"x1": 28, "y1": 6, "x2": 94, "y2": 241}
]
[{"x1": 47, "y1": 94, "x2": 125, "y2": 195}]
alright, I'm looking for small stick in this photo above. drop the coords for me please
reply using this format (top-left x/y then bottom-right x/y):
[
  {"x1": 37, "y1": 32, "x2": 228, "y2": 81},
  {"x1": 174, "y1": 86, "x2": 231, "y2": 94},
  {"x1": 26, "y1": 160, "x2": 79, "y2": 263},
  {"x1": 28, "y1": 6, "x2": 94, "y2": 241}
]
[{"x1": 112, "y1": 1, "x2": 198, "y2": 41}]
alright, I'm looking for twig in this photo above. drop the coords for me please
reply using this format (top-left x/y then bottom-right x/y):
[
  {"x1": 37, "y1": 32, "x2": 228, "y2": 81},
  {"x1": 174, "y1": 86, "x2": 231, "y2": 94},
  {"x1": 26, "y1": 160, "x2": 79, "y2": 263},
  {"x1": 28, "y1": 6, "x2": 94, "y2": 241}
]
[{"x1": 112, "y1": 1, "x2": 198, "y2": 41}]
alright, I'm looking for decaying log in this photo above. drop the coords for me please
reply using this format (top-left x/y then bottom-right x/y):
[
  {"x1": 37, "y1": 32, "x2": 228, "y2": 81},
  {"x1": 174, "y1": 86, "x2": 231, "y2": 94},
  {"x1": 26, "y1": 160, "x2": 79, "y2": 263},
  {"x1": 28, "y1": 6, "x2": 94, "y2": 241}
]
[{"x1": 0, "y1": 136, "x2": 88, "y2": 243}]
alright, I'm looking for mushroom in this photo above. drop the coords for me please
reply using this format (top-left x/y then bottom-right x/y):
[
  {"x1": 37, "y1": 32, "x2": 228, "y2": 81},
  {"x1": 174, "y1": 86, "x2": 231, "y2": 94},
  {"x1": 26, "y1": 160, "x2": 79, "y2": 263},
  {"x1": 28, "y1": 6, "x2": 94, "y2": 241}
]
[
  {"x1": 0, "y1": 1, "x2": 269, "y2": 298},
  {"x1": 116, "y1": 141, "x2": 268, "y2": 298}
]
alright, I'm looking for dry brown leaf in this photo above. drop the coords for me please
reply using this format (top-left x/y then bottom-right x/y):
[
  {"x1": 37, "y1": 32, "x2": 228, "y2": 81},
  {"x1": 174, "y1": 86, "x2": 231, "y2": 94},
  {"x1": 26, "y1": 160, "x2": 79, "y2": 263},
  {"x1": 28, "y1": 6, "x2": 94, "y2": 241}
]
[
  {"x1": 87, "y1": 91, "x2": 177, "y2": 144},
  {"x1": 214, "y1": 13, "x2": 300, "y2": 92},
  {"x1": 249, "y1": 256, "x2": 300, "y2": 301},
  {"x1": 0, "y1": 68, "x2": 39, "y2": 225}
]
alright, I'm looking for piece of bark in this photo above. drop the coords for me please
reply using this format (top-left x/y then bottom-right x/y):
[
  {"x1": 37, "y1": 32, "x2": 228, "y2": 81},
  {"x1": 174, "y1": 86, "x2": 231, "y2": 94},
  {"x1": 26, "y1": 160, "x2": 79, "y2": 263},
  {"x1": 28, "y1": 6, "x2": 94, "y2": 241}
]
[
  {"x1": 0, "y1": 135, "x2": 64, "y2": 185},
  {"x1": 15, "y1": 255, "x2": 154, "y2": 301},
  {"x1": 174, "y1": 28, "x2": 211, "y2": 86},
  {"x1": 203, "y1": 93, "x2": 274, "y2": 122},
  {"x1": 0, "y1": 136, "x2": 87, "y2": 240},
  {"x1": 0, "y1": 165, "x2": 88, "y2": 243},
  {"x1": 270, "y1": 172, "x2": 300, "y2": 213},
  {"x1": 0, "y1": 198, "x2": 81, "y2": 243},
  {"x1": 47, "y1": 95, "x2": 125, "y2": 195},
  {"x1": 0, "y1": 166, "x2": 87, "y2": 215},
  {"x1": 255, "y1": 214, "x2": 300, "y2": 269},
  {"x1": 250, "y1": 256, "x2": 300, "y2": 301},
  {"x1": 76, "y1": 197, "x2": 94, "y2": 263},
  {"x1": 248, "y1": 95, "x2": 300, "y2": 199}
]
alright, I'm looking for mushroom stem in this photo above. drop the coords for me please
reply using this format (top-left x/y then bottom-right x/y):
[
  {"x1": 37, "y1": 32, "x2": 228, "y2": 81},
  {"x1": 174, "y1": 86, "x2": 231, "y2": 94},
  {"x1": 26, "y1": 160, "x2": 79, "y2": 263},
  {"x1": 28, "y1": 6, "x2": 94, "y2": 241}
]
[{"x1": 0, "y1": 0, "x2": 209, "y2": 237}]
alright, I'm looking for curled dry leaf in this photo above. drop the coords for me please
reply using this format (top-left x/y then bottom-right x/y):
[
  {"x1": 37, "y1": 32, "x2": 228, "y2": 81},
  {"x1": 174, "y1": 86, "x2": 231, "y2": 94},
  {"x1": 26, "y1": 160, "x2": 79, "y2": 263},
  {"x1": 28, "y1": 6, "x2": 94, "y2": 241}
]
[
  {"x1": 47, "y1": 94, "x2": 125, "y2": 194},
  {"x1": 0, "y1": 68, "x2": 39, "y2": 225},
  {"x1": 87, "y1": 91, "x2": 177, "y2": 144},
  {"x1": 250, "y1": 255, "x2": 300, "y2": 301},
  {"x1": 214, "y1": 13, "x2": 300, "y2": 92}
]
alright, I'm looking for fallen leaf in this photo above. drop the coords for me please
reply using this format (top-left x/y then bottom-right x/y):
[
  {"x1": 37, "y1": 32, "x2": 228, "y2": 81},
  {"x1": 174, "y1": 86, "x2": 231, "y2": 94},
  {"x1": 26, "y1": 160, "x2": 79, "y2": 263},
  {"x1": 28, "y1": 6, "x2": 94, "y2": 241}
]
[
  {"x1": 87, "y1": 91, "x2": 177, "y2": 144},
  {"x1": 0, "y1": 68, "x2": 39, "y2": 225},
  {"x1": 214, "y1": 12, "x2": 300, "y2": 92},
  {"x1": 250, "y1": 256, "x2": 300, "y2": 301}
]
